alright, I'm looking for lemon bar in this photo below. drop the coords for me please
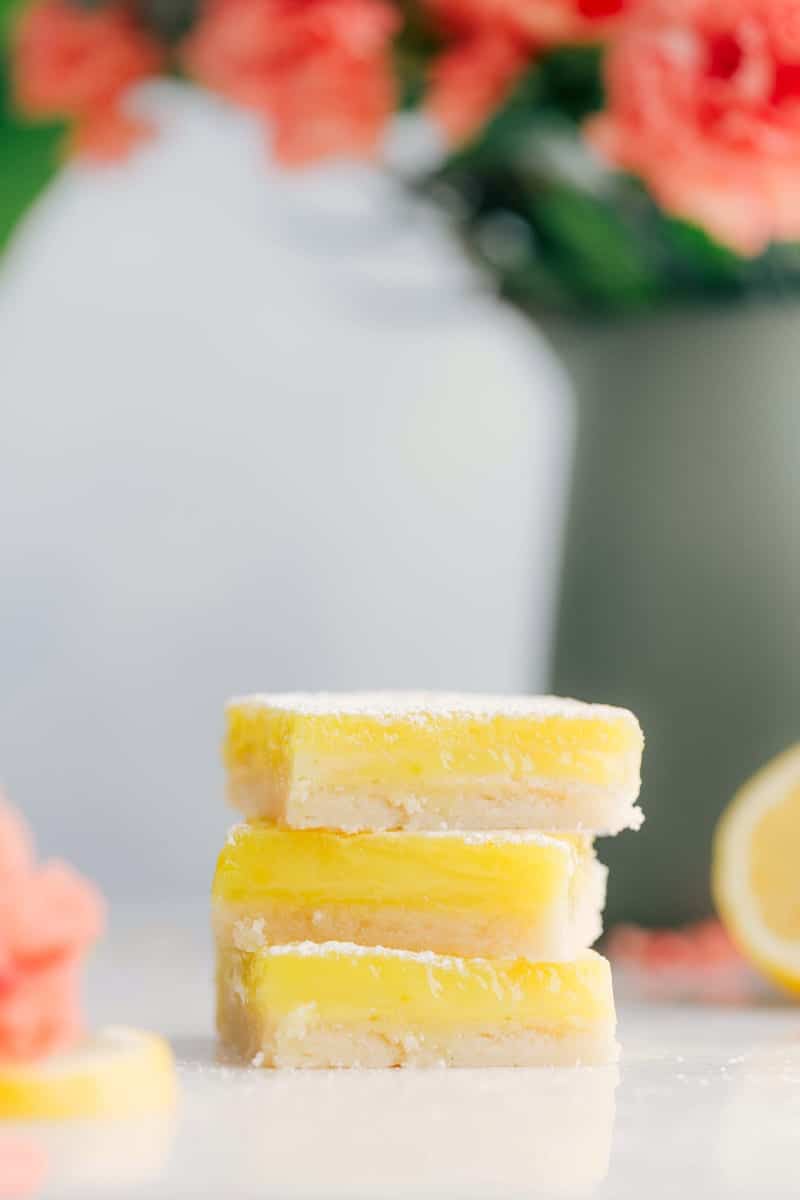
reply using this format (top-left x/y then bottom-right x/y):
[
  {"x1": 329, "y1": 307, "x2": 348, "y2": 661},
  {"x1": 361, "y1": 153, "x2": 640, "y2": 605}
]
[
  {"x1": 213, "y1": 824, "x2": 606, "y2": 960},
  {"x1": 224, "y1": 692, "x2": 644, "y2": 834},
  {"x1": 217, "y1": 943, "x2": 618, "y2": 1068}
]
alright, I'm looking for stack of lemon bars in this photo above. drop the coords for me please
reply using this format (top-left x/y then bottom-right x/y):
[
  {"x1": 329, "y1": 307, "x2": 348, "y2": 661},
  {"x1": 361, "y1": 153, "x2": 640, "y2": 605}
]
[{"x1": 214, "y1": 693, "x2": 644, "y2": 1069}]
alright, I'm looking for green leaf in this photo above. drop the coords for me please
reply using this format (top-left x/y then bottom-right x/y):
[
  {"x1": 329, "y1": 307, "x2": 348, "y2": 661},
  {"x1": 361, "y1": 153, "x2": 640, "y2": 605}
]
[
  {"x1": 535, "y1": 45, "x2": 605, "y2": 122},
  {"x1": 658, "y1": 215, "x2": 746, "y2": 293},
  {"x1": 137, "y1": 0, "x2": 199, "y2": 44},
  {"x1": 0, "y1": 118, "x2": 63, "y2": 253},
  {"x1": 0, "y1": 0, "x2": 20, "y2": 44},
  {"x1": 531, "y1": 184, "x2": 656, "y2": 307},
  {"x1": 0, "y1": 0, "x2": 66, "y2": 251},
  {"x1": 392, "y1": 0, "x2": 443, "y2": 110}
]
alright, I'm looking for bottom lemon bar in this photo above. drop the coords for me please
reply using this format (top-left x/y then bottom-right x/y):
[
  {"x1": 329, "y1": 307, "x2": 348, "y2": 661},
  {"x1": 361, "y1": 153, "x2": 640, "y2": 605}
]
[{"x1": 217, "y1": 943, "x2": 618, "y2": 1069}]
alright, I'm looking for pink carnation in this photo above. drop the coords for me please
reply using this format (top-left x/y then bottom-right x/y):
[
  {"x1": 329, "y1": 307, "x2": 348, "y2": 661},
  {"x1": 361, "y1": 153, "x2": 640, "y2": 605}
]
[
  {"x1": 428, "y1": 30, "x2": 529, "y2": 142},
  {"x1": 588, "y1": 0, "x2": 800, "y2": 255},
  {"x1": 0, "y1": 803, "x2": 105, "y2": 1061},
  {"x1": 607, "y1": 917, "x2": 742, "y2": 970},
  {"x1": 13, "y1": 0, "x2": 163, "y2": 160},
  {"x1": 182, "y1": 0, "x2": 399, "y2": 164}
]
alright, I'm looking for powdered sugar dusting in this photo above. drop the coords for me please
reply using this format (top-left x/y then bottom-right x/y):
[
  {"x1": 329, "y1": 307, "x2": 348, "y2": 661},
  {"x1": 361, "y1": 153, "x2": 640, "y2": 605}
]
[
  {"x1": 259, "y1": 941, "x2": 601, "y2": 971},
  {"x1": 262, "y1": 940, "x2": 450, "y2": 966},
  {"x1": 227, "y1": 692, "x2": 639, "y2": 726}
]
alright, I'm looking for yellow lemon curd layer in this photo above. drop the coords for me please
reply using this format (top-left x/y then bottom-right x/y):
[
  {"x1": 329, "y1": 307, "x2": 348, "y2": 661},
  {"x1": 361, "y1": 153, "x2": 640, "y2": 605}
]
[
  {"x1": 233, "y1": 943, "x2": 614, "y2": 1034},
  {"x1": 214, "y1": 823, "x2": 583, "y2": 915},
  {"x1": 212, "y1": 825, "x2": 602, "y2": 959},
  {"x1": 225, "y1": 692, "x2": 642, "y2": 792}
]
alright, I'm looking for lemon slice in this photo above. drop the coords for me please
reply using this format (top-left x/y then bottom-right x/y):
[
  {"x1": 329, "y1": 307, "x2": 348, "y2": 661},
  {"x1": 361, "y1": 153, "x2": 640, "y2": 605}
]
[
  {"x1": 0, "y1": 1027, "x2": 176, "y2": 1120},
  {"x1": 712, "y1": 745, "x2": 800, "y2": 994}
]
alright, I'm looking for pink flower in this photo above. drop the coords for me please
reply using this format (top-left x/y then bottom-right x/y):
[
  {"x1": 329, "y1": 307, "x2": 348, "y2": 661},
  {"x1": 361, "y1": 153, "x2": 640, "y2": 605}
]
[
  {"x1": 606, "y1": 918, "x2": 751, "y2": 1003},
  {"x1": 607, "y1": 917, "x2": 742, "y2": 971},
  {"x1": 0, "y1": 1139, "x2": 47, "y2": 1199},
  {"x1": 0, "y1": 862, "x2": 105, "y2": 967},
  {"x1": 0, "y1": 802, "x2": 105, "y2": 1061},
  {"x1": 428, "y1": 30, "x2": 529, "y2": 142},
  {"x1": 0, "y1": 959, "x2": 84, "y2": 1064},
  {"x1": 588, "y1": 0, "x2": 800, "y2": 255},
  {"x1": 182, "y1": 0, "x2": 399, "y2": 164},
  {"x1": 13, "y1": 0, "x2": 164, "y2": 161}
]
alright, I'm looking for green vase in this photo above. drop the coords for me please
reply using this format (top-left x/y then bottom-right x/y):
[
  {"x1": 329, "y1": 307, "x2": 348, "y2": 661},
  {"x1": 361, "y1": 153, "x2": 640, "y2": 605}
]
[{"x1": 548, "y1": 305, "x2": 800, "y2": 927}]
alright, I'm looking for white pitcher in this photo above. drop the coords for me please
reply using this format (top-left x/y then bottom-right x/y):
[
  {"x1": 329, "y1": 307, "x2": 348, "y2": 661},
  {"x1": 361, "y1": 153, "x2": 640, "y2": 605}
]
[{"x1": 0, "y1": 82, "x2": 574, "y2": 899}]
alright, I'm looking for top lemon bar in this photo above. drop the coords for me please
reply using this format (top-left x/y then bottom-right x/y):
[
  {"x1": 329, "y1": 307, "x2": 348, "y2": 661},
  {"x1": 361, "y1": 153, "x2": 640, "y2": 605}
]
[{"x1": 224, "y1": 692, "x2": 643, "y2": 834}]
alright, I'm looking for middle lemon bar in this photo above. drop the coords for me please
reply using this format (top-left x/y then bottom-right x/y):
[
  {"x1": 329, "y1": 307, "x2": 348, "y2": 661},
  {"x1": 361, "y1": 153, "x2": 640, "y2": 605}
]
[{"x1": 213, "y1": 823, "x2": 606, "y2": 961}]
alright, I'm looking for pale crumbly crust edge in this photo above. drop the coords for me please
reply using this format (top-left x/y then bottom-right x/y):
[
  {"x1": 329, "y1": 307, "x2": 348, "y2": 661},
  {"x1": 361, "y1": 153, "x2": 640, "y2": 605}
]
[{"x1": 226, "y1": 767, "x2": 643, "y2": 835}]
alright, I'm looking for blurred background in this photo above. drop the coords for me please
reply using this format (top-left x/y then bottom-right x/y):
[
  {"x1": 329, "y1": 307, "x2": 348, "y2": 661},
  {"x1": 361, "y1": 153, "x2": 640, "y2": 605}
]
[{"x1": 3, "y1": 0, "x2": 800, "y2": 925}]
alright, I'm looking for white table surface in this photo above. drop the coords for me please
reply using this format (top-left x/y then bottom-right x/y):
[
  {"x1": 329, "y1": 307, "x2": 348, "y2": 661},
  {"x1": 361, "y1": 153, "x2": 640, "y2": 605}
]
[{"x1": 15, "y1": 907, "x2": 800, "y2": 1199}]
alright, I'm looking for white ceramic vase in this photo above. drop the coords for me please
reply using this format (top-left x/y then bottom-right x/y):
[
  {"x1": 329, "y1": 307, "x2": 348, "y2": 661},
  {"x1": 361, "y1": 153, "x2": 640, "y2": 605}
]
[{"x1": 0, "y1": 83, "x2": 574, "y2": 898}]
